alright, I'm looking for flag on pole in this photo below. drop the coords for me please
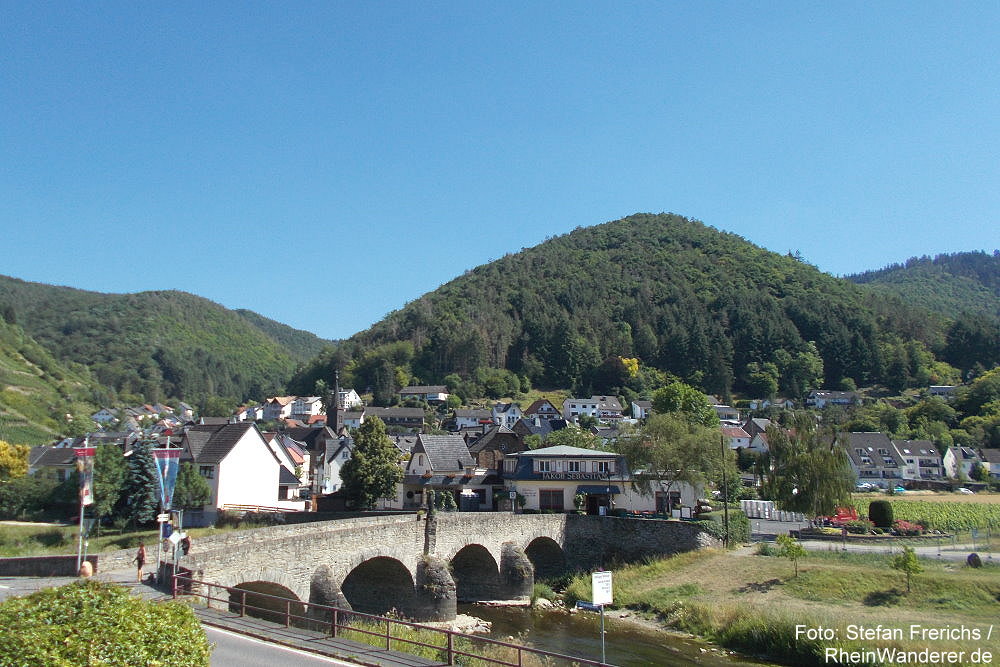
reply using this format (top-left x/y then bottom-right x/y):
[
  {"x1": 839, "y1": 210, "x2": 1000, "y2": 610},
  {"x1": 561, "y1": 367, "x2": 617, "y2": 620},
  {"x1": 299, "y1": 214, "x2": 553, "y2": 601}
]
[
  {"x1": 74, "y1": 447, "x2": 95, "y2": 506},
  {"x1": 152, "y1": 448, "x2": 182, "y2": 510}
]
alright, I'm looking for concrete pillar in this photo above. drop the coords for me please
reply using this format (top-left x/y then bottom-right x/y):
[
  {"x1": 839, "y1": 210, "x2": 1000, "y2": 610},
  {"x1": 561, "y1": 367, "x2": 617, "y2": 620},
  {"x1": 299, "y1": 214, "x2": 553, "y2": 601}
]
[
  {"x1": 412, "y1": 555, "x2": 456, "y2": 621},
  {"x1": 499, "y1": 542, "x2": 534, "y2": 600}
]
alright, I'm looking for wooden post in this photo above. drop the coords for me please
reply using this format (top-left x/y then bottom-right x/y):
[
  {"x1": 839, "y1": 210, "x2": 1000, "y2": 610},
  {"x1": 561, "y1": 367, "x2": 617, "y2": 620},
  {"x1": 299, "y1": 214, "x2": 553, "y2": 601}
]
[{"x1": 331, "y1": 609, "x2": 338, "y2": 637}]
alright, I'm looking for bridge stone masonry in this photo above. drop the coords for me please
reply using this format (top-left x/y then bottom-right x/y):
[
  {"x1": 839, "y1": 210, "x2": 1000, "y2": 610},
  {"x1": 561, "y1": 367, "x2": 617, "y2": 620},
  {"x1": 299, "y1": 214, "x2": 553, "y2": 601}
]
[{"x1": 177, "y1": 513, "x2": 718, "y2": 622}]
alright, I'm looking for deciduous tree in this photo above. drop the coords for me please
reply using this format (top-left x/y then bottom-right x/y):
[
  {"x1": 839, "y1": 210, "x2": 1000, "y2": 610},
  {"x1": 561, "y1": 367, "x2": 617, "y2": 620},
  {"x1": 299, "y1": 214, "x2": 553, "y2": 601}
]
[
  {"x1": 761, "y1": 414, "x2": 853, "y2": 517},
  {"x1": 340, "y1": 417, "x2": 402, "y2": 509}
]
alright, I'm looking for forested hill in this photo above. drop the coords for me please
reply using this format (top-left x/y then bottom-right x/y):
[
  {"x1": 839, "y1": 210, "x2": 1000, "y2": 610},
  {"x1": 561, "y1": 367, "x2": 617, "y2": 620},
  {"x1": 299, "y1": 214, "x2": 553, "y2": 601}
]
[
  {"x1": 300, "y1": 213, "x2": 992, "y2": 402},
  {"x1": 847, "y1": 251, "x2": 1000, "y2": 320},
  {"x1": 0, "y1": 275, "x2": 332, "y2": 404}
]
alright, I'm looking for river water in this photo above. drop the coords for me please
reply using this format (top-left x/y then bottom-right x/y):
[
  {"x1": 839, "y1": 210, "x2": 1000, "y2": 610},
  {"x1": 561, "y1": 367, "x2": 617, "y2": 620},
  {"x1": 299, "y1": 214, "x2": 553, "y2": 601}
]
[{"x1": 457, "y1": 603, "x2": 773, "y2": 667}]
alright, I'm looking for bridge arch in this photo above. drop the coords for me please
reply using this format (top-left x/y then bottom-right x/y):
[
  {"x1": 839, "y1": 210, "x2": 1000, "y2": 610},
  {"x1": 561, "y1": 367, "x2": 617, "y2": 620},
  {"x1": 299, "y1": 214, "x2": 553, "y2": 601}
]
[
  {"x1": 450, "y1": 543, "x2": 501, "y2": 601},
  {"x1": 341, "y1": 556, "x2": 415, "y2": 617},
  {"x1": 229, "y1": 580, "x2": 305, "y2": 625},
  {"x1": 525, "y1": 536, "x2": 566, "y2": 579}
]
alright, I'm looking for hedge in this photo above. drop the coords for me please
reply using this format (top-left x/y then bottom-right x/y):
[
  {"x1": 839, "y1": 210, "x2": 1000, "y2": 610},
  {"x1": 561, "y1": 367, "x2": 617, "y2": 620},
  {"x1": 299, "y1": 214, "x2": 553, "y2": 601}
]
[{"x1": 0, "y1": 580, "x2": 211, "y2": 666}]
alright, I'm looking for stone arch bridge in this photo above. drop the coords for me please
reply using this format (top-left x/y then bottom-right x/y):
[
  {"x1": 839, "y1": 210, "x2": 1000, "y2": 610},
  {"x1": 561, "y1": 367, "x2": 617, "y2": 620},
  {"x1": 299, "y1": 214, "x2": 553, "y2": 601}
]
[{"x1": 179, "y1": 513, "x2": 715, "y2": 622}]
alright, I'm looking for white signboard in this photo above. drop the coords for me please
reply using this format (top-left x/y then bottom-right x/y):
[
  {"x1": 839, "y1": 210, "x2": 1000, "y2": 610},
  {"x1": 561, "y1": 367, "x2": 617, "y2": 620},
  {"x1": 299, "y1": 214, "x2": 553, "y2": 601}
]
[{"x1": 592, "y1": 571, "x2": 613, "y2": 606}]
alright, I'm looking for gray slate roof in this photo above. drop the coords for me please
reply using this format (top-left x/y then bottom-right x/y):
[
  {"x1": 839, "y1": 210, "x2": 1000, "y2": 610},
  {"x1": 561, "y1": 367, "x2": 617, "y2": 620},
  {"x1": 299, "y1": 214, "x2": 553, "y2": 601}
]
[
  {"x1": 414, "y1": 434, "x2": 474, "y2": 472},
  {"x1": 184, "y1": 423, "x2": 257, "y2": 464}
]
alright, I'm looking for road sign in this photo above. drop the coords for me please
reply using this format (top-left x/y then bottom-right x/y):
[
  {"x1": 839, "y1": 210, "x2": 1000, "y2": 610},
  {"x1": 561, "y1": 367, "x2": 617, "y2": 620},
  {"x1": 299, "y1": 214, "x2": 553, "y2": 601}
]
[
  {"x1": 157, "y1": 513, "x2": 170, "y2": 523},
  {"x1": 592, "y1": 570, "x2": 613, "y2": 605},
  {"x1": 575, "y1": 600, "x2": 601, "y2": 612}
]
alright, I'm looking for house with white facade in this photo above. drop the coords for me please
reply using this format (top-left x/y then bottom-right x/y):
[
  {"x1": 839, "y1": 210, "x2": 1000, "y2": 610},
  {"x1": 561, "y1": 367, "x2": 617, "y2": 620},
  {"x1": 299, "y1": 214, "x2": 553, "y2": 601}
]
[
  {"x1": 722, "y1": 426, "x2": 751, "y2": 450},
  {"x1": 562, "y1": 396, "x2": 624, "y2": 424},
  {"x1": 399, "y1": 385, "x2": 450, "y2": 404},
  {"x1": 631, "y1": 400, "x2": 652, "y2": 421},
  {"x1": 891, "y1": 440, "x2": 942, "y2": 481},
  {"x1": 943, "y1": 446, "x2": 983, "y2": 479},
  {"x1": 453, "y1": 409, "x2": 492, "y2": 430},
  {"x1": 338, "y1": 388, "x2": 364, "y2": 410},
  {"x1": 502, "y1": 445, "x2": 700, "y2": 515},
  {"x1": 523, "y1": 399, "x2": 562, "y2": 422},
  {"x1": 492, "y1": 402, "x2": 523, "y2": 428},
  {"x1": 840, "y1": 432, "x2": 905, "y2": 488},
  {"x1": 806, "y1": 390, "x2": 861, "y2": 409},
  {"x1": 263, "y1": 396, "x2": 296, "y2": 421},
  {"x1": 291, "y1": 396, "x2": 324, "y2": 421},
  {"x1": 180, "y1": 423, "x2": 303, "y2": 523}
]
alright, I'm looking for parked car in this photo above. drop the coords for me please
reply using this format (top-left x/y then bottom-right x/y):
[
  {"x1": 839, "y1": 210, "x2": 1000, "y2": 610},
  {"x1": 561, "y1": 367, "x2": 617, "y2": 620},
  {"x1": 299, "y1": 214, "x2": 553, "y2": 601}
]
[
  {"x1": 893, "y1": 486, "x2": 906, "y2": 494},
  {"x1": 956, "y1": 487, "x2": 975, "y2": 495}
]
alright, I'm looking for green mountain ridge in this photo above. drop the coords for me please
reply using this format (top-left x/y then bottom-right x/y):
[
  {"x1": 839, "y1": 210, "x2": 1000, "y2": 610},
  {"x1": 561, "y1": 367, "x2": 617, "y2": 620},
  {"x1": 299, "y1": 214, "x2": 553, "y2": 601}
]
[
  {"x1": 847, "y1": 251, "x2": 1000, "y2": 320},
  {"x1": 301, "y1": 213, "x2": 995, "y2": 400},
  {"x1": 0, "y1": 275, "x2": 333, "y2": 407}
]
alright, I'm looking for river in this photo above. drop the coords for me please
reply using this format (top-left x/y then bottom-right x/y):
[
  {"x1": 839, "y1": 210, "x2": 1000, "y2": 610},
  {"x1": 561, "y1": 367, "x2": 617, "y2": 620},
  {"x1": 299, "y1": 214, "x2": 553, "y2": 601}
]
[{"x1": 457, "y1": 603, "x2": 774, "y2": 666}]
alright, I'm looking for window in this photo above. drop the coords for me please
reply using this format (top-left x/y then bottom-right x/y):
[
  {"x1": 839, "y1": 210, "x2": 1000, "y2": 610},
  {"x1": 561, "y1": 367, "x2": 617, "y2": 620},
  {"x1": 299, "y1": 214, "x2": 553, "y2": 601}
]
[
  {"x1": 539, "y1": 489, "x2": 564, "y2": 511},
  {"x1": 199, "y1": 466, "x2": 214, "y2": 479},
  {"x1": 538, "y1": 460, "x2": 552, "y2": 472},
  {"x1": 568, "y1": 461, "x2": 581, "y2": 472},
  {"x1": 595, "y1": 461, "x2": 611, "y2": 473}
]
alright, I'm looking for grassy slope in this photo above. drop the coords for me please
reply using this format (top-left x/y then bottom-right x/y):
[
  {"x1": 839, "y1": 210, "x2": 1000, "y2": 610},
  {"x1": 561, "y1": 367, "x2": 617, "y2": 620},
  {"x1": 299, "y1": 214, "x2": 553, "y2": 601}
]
[
  {"x1": 0, "y1": 319, "x2": 101, "y2": 445},
  {"x1": 565, "y1": 547, "x2": 999, "y2": 665}
]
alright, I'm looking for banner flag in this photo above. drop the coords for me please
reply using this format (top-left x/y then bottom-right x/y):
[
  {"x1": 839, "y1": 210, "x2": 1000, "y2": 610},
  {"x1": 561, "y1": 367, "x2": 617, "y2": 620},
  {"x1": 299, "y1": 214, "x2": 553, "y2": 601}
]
[
  {"x1": 152, "y1": 448, "x2": 182, "y2": 510},
  {"x1": 74, "y1": 447, "x2": 96, "y2": 507}
]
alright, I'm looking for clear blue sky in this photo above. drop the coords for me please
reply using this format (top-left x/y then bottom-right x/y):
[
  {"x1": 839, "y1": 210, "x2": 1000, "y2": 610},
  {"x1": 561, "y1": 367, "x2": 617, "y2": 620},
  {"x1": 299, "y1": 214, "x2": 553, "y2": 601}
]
[{"x1": 2, "y1": 3, "x2": 998, "y2": 340}]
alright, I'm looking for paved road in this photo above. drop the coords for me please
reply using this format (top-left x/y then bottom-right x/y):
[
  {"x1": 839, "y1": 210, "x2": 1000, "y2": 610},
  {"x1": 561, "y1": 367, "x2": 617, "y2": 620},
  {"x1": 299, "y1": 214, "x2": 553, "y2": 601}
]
[{"x1": 206, "y1": 626, "x2": 357, "y2": 667}]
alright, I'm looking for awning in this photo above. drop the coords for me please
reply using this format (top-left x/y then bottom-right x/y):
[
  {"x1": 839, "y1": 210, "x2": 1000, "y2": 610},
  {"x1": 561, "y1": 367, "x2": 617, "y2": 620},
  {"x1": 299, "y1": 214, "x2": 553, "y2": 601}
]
[{"x1": 577, "y1": 485, "x2": 620, "y2": 494}]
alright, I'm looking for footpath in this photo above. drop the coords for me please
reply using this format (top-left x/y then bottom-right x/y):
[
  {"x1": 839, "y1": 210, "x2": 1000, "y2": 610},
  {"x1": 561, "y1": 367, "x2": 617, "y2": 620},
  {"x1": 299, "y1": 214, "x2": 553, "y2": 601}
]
[{"x1": 1, "y1": 568, "x2": 440, "y2": 667}]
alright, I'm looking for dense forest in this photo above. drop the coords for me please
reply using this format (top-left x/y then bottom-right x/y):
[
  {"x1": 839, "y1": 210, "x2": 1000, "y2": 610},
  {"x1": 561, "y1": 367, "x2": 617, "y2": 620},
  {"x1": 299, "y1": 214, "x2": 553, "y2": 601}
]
[
  {"x1": 848, "y1": 251, "x2": 1000, "y2": 320},
  {"x1": 0, "y1": 276, "x2": 332, "y2": 406},
  {"x1": 292, "y1": 214, "x2": 998, "y2": 404}
]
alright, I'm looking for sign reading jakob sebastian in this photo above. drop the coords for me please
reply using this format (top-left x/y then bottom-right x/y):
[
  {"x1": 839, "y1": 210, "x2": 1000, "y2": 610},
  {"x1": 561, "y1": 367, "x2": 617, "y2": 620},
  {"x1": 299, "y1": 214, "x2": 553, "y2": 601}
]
[{"x1": 540, "y1": 471, "x2": 611, "y2": 481}]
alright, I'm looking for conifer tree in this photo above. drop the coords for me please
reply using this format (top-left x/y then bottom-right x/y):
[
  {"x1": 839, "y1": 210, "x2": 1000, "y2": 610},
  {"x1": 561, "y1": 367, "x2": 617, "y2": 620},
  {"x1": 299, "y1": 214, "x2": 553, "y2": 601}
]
[{"x1": 122, "y1": 439, "x2": 159, "y2": 525}]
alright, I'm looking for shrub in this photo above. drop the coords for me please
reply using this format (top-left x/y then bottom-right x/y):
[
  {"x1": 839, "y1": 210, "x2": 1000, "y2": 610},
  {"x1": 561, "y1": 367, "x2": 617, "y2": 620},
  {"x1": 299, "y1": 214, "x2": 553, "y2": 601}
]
[
  {"x1": 697, "y1": 510, "x2": 751, "y2": 545},
  {"x1": 0, "y1": 580, "x2": 210, "y2": 665},
  {"x1": 531, "y1": 583, "x2": 556, "y2": 605},
  {"x1": 755, "y1": 541, "x2": 777, "y2": 556},
  {"x1": 868, "y1": 500, "x2": 893, "y2": 528},
  {"x1": 844, "y1": 519, "x2": 873, "y2": 535},
  {"x1": 892, "y1": 520, "x2": 924, "y2": 536}
]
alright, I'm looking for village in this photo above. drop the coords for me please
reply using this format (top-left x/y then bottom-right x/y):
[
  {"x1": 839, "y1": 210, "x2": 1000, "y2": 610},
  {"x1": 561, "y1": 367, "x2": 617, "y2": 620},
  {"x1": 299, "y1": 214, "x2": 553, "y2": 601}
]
[{"x1": 25, "y1": 383, "x2": 1000, "y2": 527}]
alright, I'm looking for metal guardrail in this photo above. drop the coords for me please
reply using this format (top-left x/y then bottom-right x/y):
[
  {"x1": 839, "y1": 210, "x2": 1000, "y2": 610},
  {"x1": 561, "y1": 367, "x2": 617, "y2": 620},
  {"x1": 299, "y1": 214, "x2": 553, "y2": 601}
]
[{"x1": 172, "y1": 574, "x2": 613, "y2": 667}]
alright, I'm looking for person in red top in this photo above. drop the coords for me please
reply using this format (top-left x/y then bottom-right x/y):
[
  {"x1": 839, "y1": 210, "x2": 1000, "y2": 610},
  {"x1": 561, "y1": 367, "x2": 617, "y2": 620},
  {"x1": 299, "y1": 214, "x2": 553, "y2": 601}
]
[{"x1": 133, "y1": 542, "x2": 146, "y2": 582}]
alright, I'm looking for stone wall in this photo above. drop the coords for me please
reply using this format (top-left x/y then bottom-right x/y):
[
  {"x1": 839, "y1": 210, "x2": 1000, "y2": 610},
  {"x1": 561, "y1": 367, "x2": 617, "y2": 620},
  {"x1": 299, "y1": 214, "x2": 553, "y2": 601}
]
[{"x1": 0, "y1": 555, "x2": 97, "y2": 577}]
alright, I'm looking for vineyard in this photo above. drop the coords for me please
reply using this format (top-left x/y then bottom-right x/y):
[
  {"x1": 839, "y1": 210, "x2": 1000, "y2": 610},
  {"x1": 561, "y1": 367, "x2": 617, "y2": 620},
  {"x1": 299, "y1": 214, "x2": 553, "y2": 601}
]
[{"x1": 850, "y1": 497, "x2": 1000, "y2": 530}]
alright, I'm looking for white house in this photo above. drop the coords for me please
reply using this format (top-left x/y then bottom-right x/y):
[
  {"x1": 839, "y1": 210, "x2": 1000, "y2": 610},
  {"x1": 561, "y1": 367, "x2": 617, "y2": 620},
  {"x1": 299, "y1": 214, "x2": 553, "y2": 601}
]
[
  {"x1": 453, "y1": 409, "x2": 492, "y2": 430},
  {"x1": 291, "y1": 396, "x2": 324, "y2": 420},
  {"x1": 502, "y1": 445, "x2": 701, "y2": 514},
  {"x1": 263, "y1": 396, "x2": 296, "y2": 421},
  {"x1": 806, "y1": 390, "x2": 861, "y2": 409},
  {"x1": 943, "y1": 446, "x2": 983, "y2": 479},
  {"x1": 399, "y1": 385, "x2": 450, "y2": 404},
  {"x1": 181, "y1": 423, "x2": 302, "y2": 523},
  {"x1": 722, "y1": 426, "x2": 751, "y2": 450},
  {"x1": 631, "y1": 400, "x2": 652, "y2": 420},
  {"x1": 562, "y1": 396, "x2": 624, "y2": 424},
  {"x1": 978, "y1": 449, "x2": 1000, "y2": 480},
  {"x1": 338, "y1": 389, "x2": 364, "y2": 410},
  {"x1": 891, "y1": 440, "x2": 942, "y2": 481},
  {"x1": 492, "y1": 402, "x2": 523, "y2": 428}
]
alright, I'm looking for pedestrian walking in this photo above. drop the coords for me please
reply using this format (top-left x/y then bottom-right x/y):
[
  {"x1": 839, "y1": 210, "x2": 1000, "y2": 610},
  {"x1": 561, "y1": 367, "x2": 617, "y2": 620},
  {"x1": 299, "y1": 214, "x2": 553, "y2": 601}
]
[{"x1": 133, "y1": 542, "x2": 146, "y2": 582}]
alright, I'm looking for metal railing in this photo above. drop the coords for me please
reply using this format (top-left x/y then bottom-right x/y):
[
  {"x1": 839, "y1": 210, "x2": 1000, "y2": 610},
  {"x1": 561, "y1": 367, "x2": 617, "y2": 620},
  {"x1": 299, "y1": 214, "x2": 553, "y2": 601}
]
[{"x1": 172, "y1": 574, "x2": 612, "y2": 667}]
